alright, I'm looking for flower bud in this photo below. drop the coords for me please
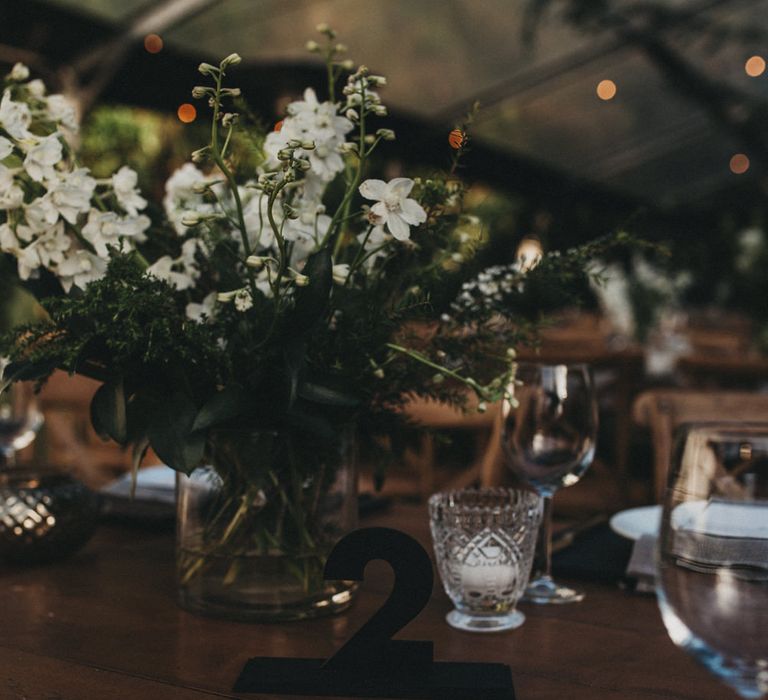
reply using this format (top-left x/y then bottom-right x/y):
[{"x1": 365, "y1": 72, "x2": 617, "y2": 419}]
[
  {"x1": 506, "y1": 348, "x2": 517, "y2": 359},
  {"x1": 306, "y1": 40, "x2": 320, "y2": 53},
  {"x1": 334, "y1": 43, "x2": 348, "y2": 53},
  {"x1": 220, "y1": 53, "x2": 242, "y2": 68},
  {"x1": 292, "y1": 272, "x2": 309, "y2": 287},
  {"x1": 432, "y1": 373, "x2": 445, "y2": 384},
  {"x1": 369, "y1": 75, "x2": 387, "y2": 86},
  {"x1": 9, "y1": 63, "x2": 29, "y2": 81},
  {"x1": 198, "y1": 62, "x2": 218, "y2": 76},
  {"x1": 296, "y1": 158, "x2": 312, "y2": 171},
  {"x1": 339, "y1": 59, "x2": 355, "y2": 70},
  {"x1": 332, "y1": 264, "x2": 350, "y2": 285},
  {"x1": 373, "y1": 368, "x2": 385, "y2": 379},
  {"x1": 339, "y1": 142, "x2": 358, "y2": 154},
  {"x1": 191, "y1": 86, "x2": 209, "y2": 99},
  {"x1": 181, "y1": 212, "x2": 203, "y2": 226},
  {"x1": 220, "y1": 87, "x2": 241, "y2": 97},
  {"x1": 316, "y1": 23, "x2": 335, "y2": 38},
  {"x1": 217, "y1": 289, "x2": 239, "y2": 302},
  {"x1": 376, "y1": 128, "x2": 395, "y2": 141},
  {"x1": 221, "y1": 112, "x2": 239, "y2": 128},
  {"x1": 345, "y1": 108, "x2": 359, "y2": 121},
  {"x1": 477, "y1": 401, "x2": 488, "y2": 413},
  {"x1": 364, "y1": 135, "x2": 375, "y2": 144},
  {"x1": 191, "y1": 146, "x2": 210, "y2": 163},
  {"x1": 371, "y1": 104, "x2": 387, "y2": 116},
  {"x1": 300, "y1": 140, "x2": 315, "y2": 150},
  {"x1": 245, "y1": 255, "x2": 266, "y2": 270}
]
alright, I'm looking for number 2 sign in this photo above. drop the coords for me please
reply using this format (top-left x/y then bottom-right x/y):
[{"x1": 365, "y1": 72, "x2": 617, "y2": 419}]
[{"x1": 234, "y1": 527, "x2": 516, "y2": 699}]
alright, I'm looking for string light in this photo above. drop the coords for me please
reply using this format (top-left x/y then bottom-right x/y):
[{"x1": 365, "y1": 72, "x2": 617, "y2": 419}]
[
  {"x1": 745, "y1": 56, "x2": 766, "y2": 78},
  {"x1": 144, "y1": 34, "x2": 163, "y2": 54},
  {"x1": 177, "y1": 103, "x2": 197, "y2": 123},
  {"x1": 596, "y1": 79, "x2": 617, "y2": 101},
  {"x1": 729, "y1": 153, "x2": 750, "y2": 175}
]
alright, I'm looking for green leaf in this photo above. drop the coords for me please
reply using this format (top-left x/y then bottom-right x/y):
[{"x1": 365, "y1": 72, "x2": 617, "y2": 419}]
[
  {"x1": 283, "y1": 338, "x2": 307, "y2": 408},
  {"x1": 290, "y1": 248, "x2": 332, "y2": 331},
  {"x1": 192, "y1": 384, "x2": 248, "y2": 432},
  {"x1": 90, "y1": 378, "x2": 128, "y2": 445},
  {"x1": 297, "y1": 381, "x2": 360, "y2": 408},
  {"x1": 147, "y1": 392, "x2": 205, "y2": 474}
]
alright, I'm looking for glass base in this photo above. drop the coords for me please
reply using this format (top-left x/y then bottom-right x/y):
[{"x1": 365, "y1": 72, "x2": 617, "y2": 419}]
[
  {"x1": 446, "y1": 609, "x2": 525, "y2": 632},
  {"x1": 522, "y1": 575, "x2": 585, "y2": 605}
]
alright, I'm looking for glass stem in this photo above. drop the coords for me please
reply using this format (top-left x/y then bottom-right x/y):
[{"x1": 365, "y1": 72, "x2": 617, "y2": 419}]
[{"x1": 532, "y1": 494, "x2": 554, "y2": 581}]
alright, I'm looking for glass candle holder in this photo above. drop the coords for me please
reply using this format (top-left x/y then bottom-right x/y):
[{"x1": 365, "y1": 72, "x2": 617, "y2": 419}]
[{"x1": 428, "y1": 487, "x2": 543, "y2": 632}]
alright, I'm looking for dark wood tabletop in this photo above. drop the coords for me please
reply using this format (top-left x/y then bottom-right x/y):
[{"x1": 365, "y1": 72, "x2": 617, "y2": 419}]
[{"x1": 0, "y1": 503, "x2": 734, "y2": 700}]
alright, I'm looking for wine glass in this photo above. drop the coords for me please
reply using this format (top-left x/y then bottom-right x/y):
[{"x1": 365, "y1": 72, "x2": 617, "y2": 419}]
[
  {"x1": 0, "y1": 381, "x2": 44, "y2": 468},
  {"x1": 656, "y1": 423, "x2": 768, "y2": 698},
  {"x1": 501, "y1": 363, "x2": 598, "y2": 604}
]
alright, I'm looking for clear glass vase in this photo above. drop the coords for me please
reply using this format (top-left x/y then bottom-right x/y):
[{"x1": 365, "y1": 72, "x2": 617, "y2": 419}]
[{"x1": 176, "y1": 428, "x2": 358, "y2": 622}]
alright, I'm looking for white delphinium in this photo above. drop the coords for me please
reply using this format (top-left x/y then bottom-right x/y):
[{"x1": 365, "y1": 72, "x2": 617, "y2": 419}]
[
  {"x1": 146, "y1": 239, "x2": 203, "y2": 291},
  {"x1": 0, "y1": 136, "x2": 14, "y2": 159},
  {"x1": 45, "y1": 94, "x2": 78, "y2": 132},
  {"x1": 0, "y1": 89, "x2": 32, "y2": 139},
  {"x1": 24, "y1": 196, "x2": 59, "y2": 232},
  {"x1": 358, "y1": 178, "x2": 426, "y2": 241},
  {"x1": 264, "y1": 88, "x2": 353, "y2": 182},
  {"x1": 48, "y1": 168, "x2": 96, "y2": 223},
  {"x1": 234, "y1": 288, "x2": 254, "y2": 312},
  {"x1": 14, "y1": 222, "x2": 71, "y2": 279},
  {"x1": 0, "y1": 165, "x2": 24, "y2": 210},
  {"x1": 56, "y1": 249, "x2": 108, "y2": 293},
  {"x1": 82, "y1": 209, "x2": 150, "y2": 257},
  {"x1": 112, "y1": 166, "x2": 147, "y2": 216},
  {"x1": 185, "y1": 292, "x2": 218, "y2": 322},
  {"x1": 163, "y1": 163, "x2": 216, "y2": 235},
  {"x1": 283, "y1": 197, "x2": 331, "y2": 244},
  {"x1": 240, "y1": 184, "x2": 281, "y2": 251},
  {"x1": 23, "y1": 133, "x2": 63, "y2": 182}
]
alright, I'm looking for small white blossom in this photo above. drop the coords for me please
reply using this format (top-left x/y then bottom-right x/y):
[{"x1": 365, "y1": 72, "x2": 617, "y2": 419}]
[
  {"x1": 81, "y1": 209, "x2": 148, "y2": 257},
  {"x1": 0, "y1": 90, "x2": 31, "y2": 139},
  {"x1": 23, "y1": 133, "x2": 62, "y2": 182},
  {"x1": 186, "y1": 292, "x2": 218, "y2": 322},
  {"x1": 27, "y1": 79, "x2": 45, "y2": 98},
  {"x1": 0, "y1": 165, "x2": 24, "y2": 210},
  {"x1": 163, "y1": 163, "x2": 215, "y2": 235},
  {"x1": 56, "y1": 249, "x2": 107, "y2": 292},
  {"x1": 332, "y1": 263, "x2": 350, "y2": 285},
  {"x1": 48, "y1": 168, "x2": 96, "y2": 223},
  {"x1": 358, "y1": 178, "x2": 426, "y2": 241},
  {"x1": 0, "y1": 136, "x2": 13, "y2": 160},
  {"x1": 8, "y1": 63, "x2": 29, "y2": 81},
  {"x1": 46, "y1": 95, "x2": 79, "y2": 132},
  {"x1": 112, "y1": 166, "x2": 147, "y2": 216},
  {"x1": 24, "y1": 195, "x2": 59, "y2": 233},
  {"x1": 234, "y1": 288, "x2": 254, "y2": 312}
]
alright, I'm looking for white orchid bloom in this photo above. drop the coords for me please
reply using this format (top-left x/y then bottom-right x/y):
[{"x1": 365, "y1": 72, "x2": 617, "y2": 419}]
[{"x1": 358, "y1": 178, "x2": 426, "y2": 241}]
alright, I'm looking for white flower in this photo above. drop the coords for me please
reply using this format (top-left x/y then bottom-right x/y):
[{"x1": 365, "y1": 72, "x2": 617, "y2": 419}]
[
  {"x1": 283, "y1": 196, "x2": 330, "y2": 243},
  {"x1": 332, "y1": 263, "x2": 350, "y2": 285},
  {"x1": 264, "y1": 88, "x2": 352, "y2": 182},
  {"x1": 112, "y1": 166, "x2": 147, "y2": 216},
  {"x1": 234, "y1": 288, "x2": 253, "y2": 312},
  {"x1": 48, "y1": 168, "x2": 96, "y2": 223},
  {"x1": 186, "y1": 292, "x2": 218, "y2": 322},
  {"x1": 27, "y1": 80, "x2": 46, "y2": 98},
  {"x1": 358, "y1": 178, "x2": 426, "y2": 241},
  {"x1": 46, "y1": 94, "x2": 79, "y2": 132},
  {"x1": 0, "y1": 90, "x2": 31, "y2": 139},
  {"x1": 163, "y1": 163, "x2": 215, "y2": 235},
  {"x1": 24, "y1": 195, "x2": 59, "y2": 233},
  {"x1": 146, "y1": 239, "x2": 203, "y2": 291},
  {"x1": 0, "y1": 136, "x2": 13, "y2": 160},
  {"x1": 26, "y1": 221, "x2": 70, "y2": 271},
  {"x1": 56, "y1": 249, "x2": 107, "y2": 292},
  {"x1": 8, "y1": 63, "x2": 29, "y2": 81},
  {"x1": 23, "y1": 133, "x2": 62, "y2": 182},
  {"x1": 241, "y1": 185, "x2": 281, "y2": 250},
  {"x1": 0, "y1": 165, "x2": 24, "y2": 210},
  {"x1": 81, "y1": 209, "x2": 148, "y2": 257}
]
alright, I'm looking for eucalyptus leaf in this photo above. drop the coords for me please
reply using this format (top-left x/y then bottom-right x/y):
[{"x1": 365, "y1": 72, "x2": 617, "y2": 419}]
[
  {"x1": 90, "y1": 378, "x2": 128, "y2": 445},
  {"x1": 192, "y1": 384, "x2": 248, "y2": 432},
  {"x1": 148, "y1": 391, "x2": 205, "y2": 474}
]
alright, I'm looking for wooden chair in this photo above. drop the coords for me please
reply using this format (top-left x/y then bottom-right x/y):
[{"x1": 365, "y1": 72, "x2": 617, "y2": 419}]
[
  {"x1": 632, "y1": 389, "x2": 768, "y2": 502},
  {"x1": 400, "y1": 396, "x2": 504, "y2": 499}
]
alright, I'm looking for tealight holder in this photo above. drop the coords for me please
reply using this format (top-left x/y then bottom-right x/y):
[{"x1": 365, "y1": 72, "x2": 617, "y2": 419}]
[{"x1": 429, "y1": 488, "x2": 542, "y2": 632}]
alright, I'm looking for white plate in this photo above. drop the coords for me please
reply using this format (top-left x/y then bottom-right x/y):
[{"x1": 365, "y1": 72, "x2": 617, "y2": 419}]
[{"x1": 610, "y1": 505, "x2": 662, "y2": 541}]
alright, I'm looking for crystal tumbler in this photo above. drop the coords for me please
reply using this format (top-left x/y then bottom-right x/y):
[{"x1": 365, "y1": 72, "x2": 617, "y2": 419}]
[{"x1": 429, "y1": 487, "x2": 543, "y2": 632}]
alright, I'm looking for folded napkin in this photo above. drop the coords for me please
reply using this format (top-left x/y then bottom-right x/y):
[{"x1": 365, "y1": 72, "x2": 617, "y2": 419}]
[{"x1": 625, "y1": 534, "x2": 657, "y2": 593}]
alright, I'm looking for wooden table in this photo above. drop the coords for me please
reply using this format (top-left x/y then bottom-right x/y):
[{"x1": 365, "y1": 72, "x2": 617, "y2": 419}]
[{"x1": 0, "y1": 504, "x2": 733, "y2": 700}]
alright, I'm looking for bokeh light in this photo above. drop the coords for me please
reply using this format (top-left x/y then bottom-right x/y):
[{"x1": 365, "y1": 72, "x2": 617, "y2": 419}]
[
  {"x1": 596, "y1": 79, "x2": 617, "y2": 101},
  {"x1": 177, "y1": 103, "x2": 197, "y2": 123},
  {"x1": 745, "y1": 56, "x2": 766, "y2": 77},
  {"x1": 729, "y1": 153, "x2": 750, "y2": 174},
  {"x1": 144, "y1": 34, "x2": 163, "y2": 54}
]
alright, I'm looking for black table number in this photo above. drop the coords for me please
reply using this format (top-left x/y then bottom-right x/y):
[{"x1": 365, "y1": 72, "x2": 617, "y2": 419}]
[{"x1": 234, "y1": 526, "x2": 516, "y2": 699}]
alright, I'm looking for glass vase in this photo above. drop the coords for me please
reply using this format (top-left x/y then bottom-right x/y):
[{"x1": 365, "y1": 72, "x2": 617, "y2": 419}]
[{"x1": 176, "y1": 428, "x2": 358, "y2": 622}]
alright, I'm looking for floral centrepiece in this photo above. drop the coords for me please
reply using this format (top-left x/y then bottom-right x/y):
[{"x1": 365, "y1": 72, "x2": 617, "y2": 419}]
[{"x1": 1, "y1": 30, "x2": 624, "y2": 620}]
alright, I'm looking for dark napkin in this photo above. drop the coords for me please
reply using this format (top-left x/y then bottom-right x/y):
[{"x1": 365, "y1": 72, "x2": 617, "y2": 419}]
[{"x1": 552, "y1": 523, "x2": 634, "y2": 584}]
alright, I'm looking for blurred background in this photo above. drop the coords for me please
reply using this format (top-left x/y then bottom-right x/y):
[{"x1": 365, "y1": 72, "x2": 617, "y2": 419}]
[{"x1": 3, "y1": 0, "x2": 768, "y2": 509}]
